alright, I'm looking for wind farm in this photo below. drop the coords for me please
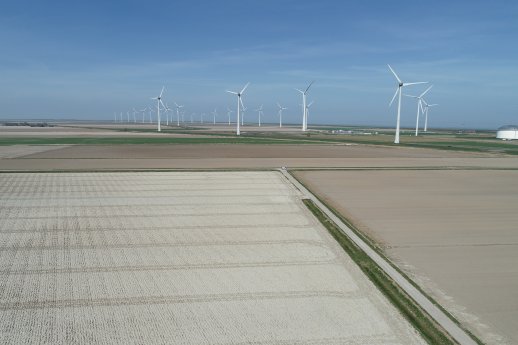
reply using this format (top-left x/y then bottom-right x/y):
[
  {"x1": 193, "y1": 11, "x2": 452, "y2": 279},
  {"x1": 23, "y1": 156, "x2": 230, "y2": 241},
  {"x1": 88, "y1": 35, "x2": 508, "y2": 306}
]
[{"x1": 1, "y1": 2, "x2": 518, "y2": 345}]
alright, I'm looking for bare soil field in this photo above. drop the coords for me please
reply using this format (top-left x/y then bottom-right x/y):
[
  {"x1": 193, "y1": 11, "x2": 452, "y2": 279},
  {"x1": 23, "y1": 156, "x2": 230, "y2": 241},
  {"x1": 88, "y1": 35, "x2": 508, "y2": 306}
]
[
  {"x1": 5, "y1": 143, "x2": 517, "y2": 171},
  {"x1": 0, "y1": 145, "x2": 70, "y2": 159},
  {"x1": 0, "y1": 171, "x2": 425, "y2": 345},
  {"x1": 294, "y1": 169, "x2": 518, "y2": 345},
  {"x1": 0, "y1": 125, "x2": 209, "y2": 137}
]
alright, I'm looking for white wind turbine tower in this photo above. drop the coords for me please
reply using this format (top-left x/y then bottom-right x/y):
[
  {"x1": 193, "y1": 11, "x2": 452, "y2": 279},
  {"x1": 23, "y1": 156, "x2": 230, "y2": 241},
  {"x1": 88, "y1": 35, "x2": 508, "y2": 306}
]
[
  {"x1": 132, "y1": 108, "x2": 138, "y2": 123},
  {"x1": 404, "y1": 85, "x2": 433, "y2": 136},
  {"x1": 241, "y1": 105, "x2": 247, "y2": 126},
  {"x1": 211, "y1": 108, "x2": 218, "y2": 125},
  {"x1": 140, "y1": 107, "x2": 147, "y2": 123},
  {"x1": 226, "y1": 107, "x2": 233, "y2": 125},
  {"x1": 421, "y1": 99, "x2": 438, "y2": 132},
  {"x1": 305, "y1": 101, "x2": 314, "y2": 127},
  {"x1": 388, "y1": 65, "x2": 428, "y2": 144},
  {"x1": 126, "y1": 110, "x2": 130, "y2": 123},
  {"x1": 295, "y1": 81, "x2": 314, "y2": 132},
  {"x1": 255, "y1": 105, "x2": 264, "y2": 127},
  {"x1": 151, "y1": 86, "x2": 165, "y2": 132},
  {"x1": 277, "y1": 103, "x2": 287, "y2": 128},
  {"x1": 148, "y1": 107, "x2": 153, "y2": 123},
  {"x1": 226, "y1": 82, "x2": 250, "y2": 136},
  {"x1": 162, "y1": 102, "x2": 173, "y2": 126},
  {"x1": 174, "y1": 102, "x2": 184, "y2": 126}
]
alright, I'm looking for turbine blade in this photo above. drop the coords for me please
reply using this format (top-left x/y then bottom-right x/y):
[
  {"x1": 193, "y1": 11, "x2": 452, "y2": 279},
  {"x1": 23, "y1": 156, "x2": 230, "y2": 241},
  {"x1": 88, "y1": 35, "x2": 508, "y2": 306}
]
[
  {"x1": 387, "y1": 64, "x2": 402, "y2": 84},
  {"x1": 403, "y1": 94, "x2": 418, "y2": 98},
  {"x1": 295, "y1": 88, "x2": 304, "y2": 94},
  {"x1": 389, "y1": 87, "x2": 399, "y2": 107},
  {"x1": 159, "y1": 86, "x2": 165, "y2": 98},
  {"x1": 239, "y1": 97, "x2": 245, "y2": 110},
  {"x1": 420, "y1": 84, "x2": 433, "y2": 97},
  {"x1": 226, "y1": 90, "x2": 238, "y2": 95},
  {"x1": 240, "y1": 82, "x2": 250, "y2": 94},
  {"x1": 277, "y1": 102, "x2": 281, "y2": 109},
  {"x1": 305, "y1": 80, "x2": 315, "y2": 93},
  {"x1": 403, "y1": 82, "x2": 428, "y2": 86}
]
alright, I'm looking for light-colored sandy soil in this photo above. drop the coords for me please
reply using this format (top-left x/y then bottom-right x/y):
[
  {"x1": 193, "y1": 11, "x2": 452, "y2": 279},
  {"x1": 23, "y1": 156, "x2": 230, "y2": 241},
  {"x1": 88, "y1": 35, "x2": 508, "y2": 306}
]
[
  {"x1": 0, "y1": 171, "x2": 425, "y2": 345},
  {"x1": 294, "y1": 170, "x2": 518, "y2": 345}
]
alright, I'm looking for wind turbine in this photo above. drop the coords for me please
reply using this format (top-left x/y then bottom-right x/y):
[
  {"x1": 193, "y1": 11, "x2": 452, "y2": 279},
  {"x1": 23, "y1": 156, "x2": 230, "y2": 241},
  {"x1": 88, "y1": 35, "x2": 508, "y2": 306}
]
[
  {"x1": 120, "y1": 112, "x2": 123, "y2": 122},
  {"x1": 132, "y1": 108, "x2": 138, "y2": 123},
  {"x1": 114, "y1": 112, "x2": 117, "y2": 123},
  {"x1": 388, "y1": 65, "x2": 428, "y2": 144},
  {"x1": 148, "y1": 107, "x2": 153, "y2": 123},
  {"x1": 277, "y1": 103, "x2": 287, "y2": 128},
  {"x1": 255, "y1": 105, "x2": 263, "y2": 127},
  {"x1": 404, "y1": 85, "x2": 433, "y2": 136},
  {"x1": 151, "y1": 87, "x2": 165, "y2": 132},
  {"x1": 241, "y1": 104, "x2": 247, "y2": 126},
  {"x1": 211, "y1": 108, "x2": 218, "y2": 125},
  {"x1": 295, "y1": 81, "x2": 314, "y2": 131},
  {"x1": 140, "y1": 107, "x2": 147, "y2": 123},
  {"x1": 305, "y1": 101, "x2": 314, "y2": 127},
  {"x1": 226, "y1": 107, "x2": 233, "y2": 125},
  {"x1": 174, "y1": 102, "x2": 184, "y2": 126},
  {"x1": 126, "y1": 111, "x2": 130, "y2": 123},
  {"x1": 421, "y1": 99, "x2": 438, "y2": 132},
  {"x1": 164, "y1": 102, "x2": 173, "y2": 126},
  {"x1": 226, "y1": 82, "x2": 250, "y2": 136}
]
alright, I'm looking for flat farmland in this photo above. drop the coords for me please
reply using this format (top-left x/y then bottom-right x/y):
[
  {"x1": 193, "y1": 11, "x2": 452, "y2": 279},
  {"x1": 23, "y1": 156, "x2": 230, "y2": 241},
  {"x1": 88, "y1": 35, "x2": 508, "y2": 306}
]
[
  {"x1": 0, "y1": 171, "x2": 425, "y2": 345},
  {"x1": 294, "y1": 169, "x2": 518, "y2": 345}
]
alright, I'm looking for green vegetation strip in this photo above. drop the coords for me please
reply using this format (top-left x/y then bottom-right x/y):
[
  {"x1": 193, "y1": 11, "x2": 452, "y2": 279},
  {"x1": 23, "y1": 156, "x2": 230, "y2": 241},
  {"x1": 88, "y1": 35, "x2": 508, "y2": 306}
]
[
  {"x1": 303, "y1": 198, "x2": 457, "y2": 345},
  {"x1": 0, "y1": 137, "x2": 320, "y2": 146}
]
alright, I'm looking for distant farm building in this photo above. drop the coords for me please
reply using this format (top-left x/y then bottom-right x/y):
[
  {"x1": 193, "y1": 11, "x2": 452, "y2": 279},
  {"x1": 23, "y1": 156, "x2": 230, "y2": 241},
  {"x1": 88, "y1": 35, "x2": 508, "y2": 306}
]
[{"x1": 496, "y1": 125, "x2": 518, "y2": 140}]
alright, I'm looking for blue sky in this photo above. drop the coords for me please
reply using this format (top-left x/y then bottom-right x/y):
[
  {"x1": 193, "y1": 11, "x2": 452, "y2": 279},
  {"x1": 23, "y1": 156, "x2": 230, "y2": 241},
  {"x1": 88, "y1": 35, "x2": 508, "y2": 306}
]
[{"x1": 1, "y1": 0, "x2": 517, "y2": 129}]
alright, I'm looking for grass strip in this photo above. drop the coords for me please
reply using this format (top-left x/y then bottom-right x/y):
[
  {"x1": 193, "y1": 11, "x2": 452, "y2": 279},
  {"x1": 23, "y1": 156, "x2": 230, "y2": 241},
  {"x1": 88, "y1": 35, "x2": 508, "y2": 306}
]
[{"x1": 303, "y1": 198, "x2": 457, "y2": 345}]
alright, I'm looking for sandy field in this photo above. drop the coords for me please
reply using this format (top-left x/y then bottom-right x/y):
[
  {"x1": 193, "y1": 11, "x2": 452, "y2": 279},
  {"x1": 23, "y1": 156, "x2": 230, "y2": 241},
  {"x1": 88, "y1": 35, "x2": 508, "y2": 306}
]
[
  {"x1": 0, "y1": 171, "x2": 425, "y2": 345},
  {"x1": 0, "y1": 145, "x2": 70, "y2": 159},
  {"x1": 294, "y1": 170, "x2": 518, "y2": 345}
]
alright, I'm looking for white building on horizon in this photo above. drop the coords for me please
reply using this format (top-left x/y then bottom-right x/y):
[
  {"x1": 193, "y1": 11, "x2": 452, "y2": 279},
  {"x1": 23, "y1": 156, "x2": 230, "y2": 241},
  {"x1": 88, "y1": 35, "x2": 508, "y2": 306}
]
[{"x1": 496, "y1": 125, "x2": 518, "y2": 140}]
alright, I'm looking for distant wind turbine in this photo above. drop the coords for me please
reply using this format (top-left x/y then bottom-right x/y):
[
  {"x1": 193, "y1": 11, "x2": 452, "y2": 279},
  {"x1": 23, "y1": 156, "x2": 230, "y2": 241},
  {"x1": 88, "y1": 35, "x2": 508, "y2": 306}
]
[
  {"x1": 277, "y1": 103, "x2": 287, "y2": 128},
  {"x1": 305, "y1": 101, "x2": 314, "y2": 127},
  {"x1": 211, "y1": 108, "x2": 218, "y2": 125},
  {"x1": 151, "y1": 86, "x2": 165, "y2": 132},
  {"x1": 226, "y1": 107, "x2": 233, "y2": 125},
  {"x1": 114, "y1": 112, "x2": 117, "y2": 123},
  {"x1": 174, "y1": 102, "x2": 184, "y2": 126},
  {"x1": 255, "y1": 105, "x2": 263, "y2": 127},
  {"x1": 295, "y1": 81, "x2": 314, "y2": 132},
  {"x1": 140, "y1": 107, "x2": 147, "y2": 123},
  {"x1": 132, "y1": 108, "x2": 138, "y2": 123},
  {"x1": 404, "y1": 85, "x2": 433, "y2": 136},
  {"x1": 164, "y1": 102, "x2": 173, "y2": 126},
  {"x1": 226, "y1": 82, "x2": 250, "y2": 136},
  {"x1": 421, "y1": 99, "x2": 438, "y2": 132},
  {"x1": 388, "y1": 65, "x2": 428, "y2": 144}
]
